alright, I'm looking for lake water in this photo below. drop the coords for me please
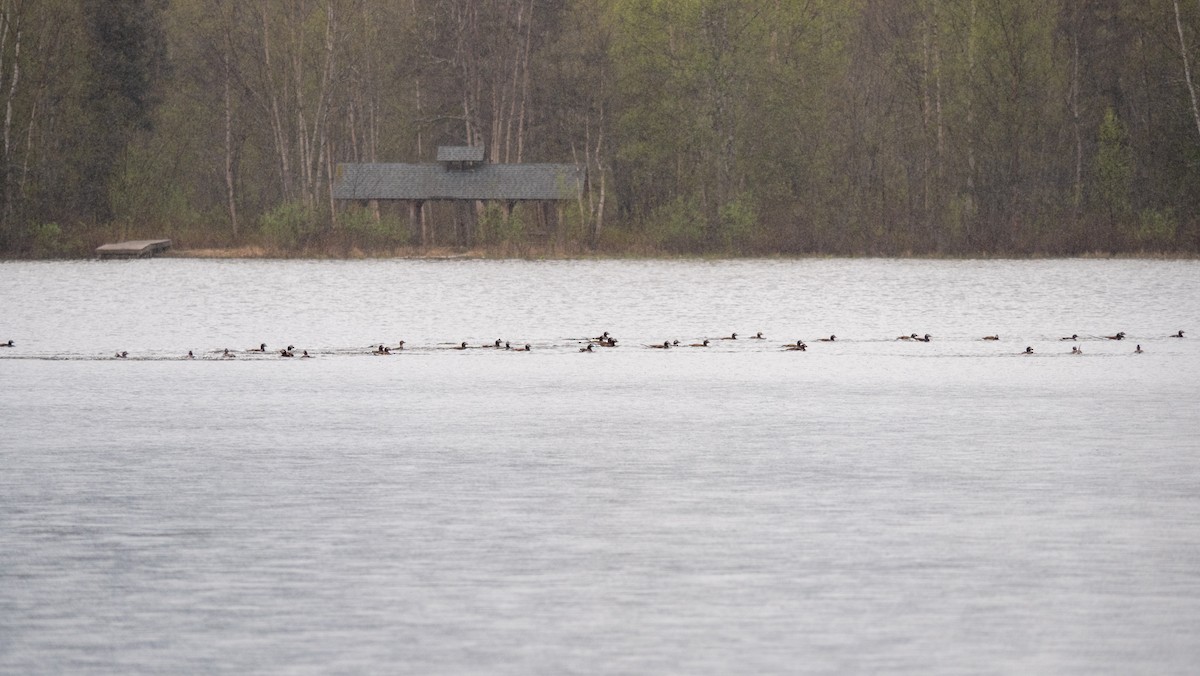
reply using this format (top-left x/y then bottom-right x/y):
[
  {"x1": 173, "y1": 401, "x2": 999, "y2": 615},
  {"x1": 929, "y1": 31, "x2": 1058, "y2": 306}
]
[{"x1": 1, "y1": 258, "x2": 1199, "y2": 674}]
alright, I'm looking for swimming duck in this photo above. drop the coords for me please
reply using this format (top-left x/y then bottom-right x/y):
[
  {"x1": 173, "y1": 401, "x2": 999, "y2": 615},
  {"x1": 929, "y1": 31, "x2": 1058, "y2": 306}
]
[
  {"x1": 115, "y1": 351, "x2": 128, "y2": 358},
  {"x1": 819, "y1": 335, "x2": 836, "y2": 342},
  {"x1": 579, "y1": 344, "x2": 594, "y2": 352},
  {"x1": 1060, "y1": 334, "x2": 1078, "y2": 341},
  {"x1": 593, "y1": 331, "x2": 611, "y2": 342},
  {"x1": 505, "y1": 341, "x2": 512, "y2": 350},
  {"x1": 373, "y1": 344, "x2": 390, "y2": 355},
  {"x1": 453, "y1": 341, "x2": 469, "y2": 350},
  {"x1": 301, "y1": 350, "x2": 313, "y2": 358},
  {"x1": 1135, "y1": 344, "x2": 1144, "y2": 353},
  {"x1": 915, "y1": 334, "x2": 932, "y2": 342},
  {"x1": 598, "y1": 337, "x2": 618, "y2": 347},
  {"x1": 1171, "y1": 330, "x2": 1185, "y2": 338},
  {"x1": 982, "y1": 335, "x2": 999, "y2": 341},
  {"x1": 1071, "y1": 346, "x2": 1082, "y2": 355},
  {"x1": 1105, "y1": 331, "x2": 1126, "y2": 340},
  {"x1": 721, "y1": 333, "x2": 738, "y2": 340},
  {"x1": 492, "y1": 338, "x2": 503, "y2": 348},
  {"x1": 0, "y1": 340, "x2": 12, "y2": 347},
  {"x1": 395, "y1": 340, "x2": 406, "y2": 350},
  {"x1": 751, "y1": 332, "x2": 765, "y2": 339},
  {"x1": 647, "y1": 341, "x2": 671, "y2": 349},
  {"x1": 222, "y1": 348, "x2": 235, "y2": 358},
  {"x1": 784, "y1": 340, "x2": 807, "y2": 351},
  {"x1": 280, "y1": 348, "x2": 294, "y2": 357},
  {"x1": 250, "y1": 343, "x2": 266, "y2": 352},
  {"x1": 512, "y1": 344, "x2": 531, "y2": 352},
  {"x1": 897, "y1": 333, "x2": 918, "y2": 340},
  {"x1": 1023, "y1": 346, "x2": 1034, "y2": 354},
  {"x1": 186, "y1": 350, "x2": 194, "y2": 359},
  {"x1": 689, "y1": 339, "x2": 710, "y2": 347}
]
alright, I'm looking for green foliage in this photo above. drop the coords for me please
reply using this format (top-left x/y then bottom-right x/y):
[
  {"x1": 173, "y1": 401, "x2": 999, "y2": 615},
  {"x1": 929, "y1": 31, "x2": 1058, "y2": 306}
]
[
  {"x1": 7, "y1": 0, "x2": 1200, "y2": 257},
  {"x1": 1093, "y1": 107, "x2": 1133, "y2": 227},
  {"x1": 337, "y1": 206, "x2": 406, "y2": 251},
  {"x1": 648, "y1": 194, "x2": 705, "y2": 252},
  {"x1": 478, "y1": 204, "x2": 524, "y2": 247},
  {"x1": 717, "y1": 194, "x2": 756, "y2": 253},
  {"x1": 259, "y1": 201, "x2": 320, "y2": 251},
  {"x1": 30, "y1": 223, "x2": 82, "y2": 258},
  {"x1": 77, "y1": 0, "x2": 168, "y2": 221},
  {"x1": 1135, "y1": 209, "x2": 1177, "y2": 249}
]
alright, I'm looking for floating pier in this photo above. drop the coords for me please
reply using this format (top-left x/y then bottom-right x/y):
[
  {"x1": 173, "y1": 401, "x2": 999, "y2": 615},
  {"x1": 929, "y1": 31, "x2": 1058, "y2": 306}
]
[{"x1": 95, "y1": 239, "x2": 172, "y2": 260}]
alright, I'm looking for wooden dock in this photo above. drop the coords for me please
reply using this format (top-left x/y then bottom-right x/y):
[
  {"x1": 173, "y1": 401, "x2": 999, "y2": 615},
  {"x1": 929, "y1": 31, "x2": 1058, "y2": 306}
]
[{"x1": 95, "y1": 239, "x2": 172, "y2": 259}]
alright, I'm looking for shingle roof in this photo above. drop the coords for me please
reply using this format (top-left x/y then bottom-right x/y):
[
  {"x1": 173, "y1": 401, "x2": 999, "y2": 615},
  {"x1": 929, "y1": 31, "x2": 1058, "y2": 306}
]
[
  {"x1": 334, "y1": 163, "x2": 585, "y2": 201},
  {"x1": 436, "y1": 146, "x2": 485, "y2": 162}
]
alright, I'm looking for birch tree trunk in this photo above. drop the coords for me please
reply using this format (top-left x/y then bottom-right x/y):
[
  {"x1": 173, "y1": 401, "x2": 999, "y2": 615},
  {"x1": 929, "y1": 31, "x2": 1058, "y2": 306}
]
[
  {"x1": 221, "y1": 0, "x2": 238, "y2": 237},
  {"x1": 1, "y1": 0, "x2": 20, "y2": 223},
  {"x1": 259, "y1": 4, "x2": 293, "y2": 202},
  {"x1": 1173, "y1": 0, "x2": 1200, "y2": 143}
]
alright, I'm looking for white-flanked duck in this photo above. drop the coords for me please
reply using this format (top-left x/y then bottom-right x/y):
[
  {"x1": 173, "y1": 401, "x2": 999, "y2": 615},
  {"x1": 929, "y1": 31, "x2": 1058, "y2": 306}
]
[{"x1": 1060, "y1": 334, "x2": 1078, "y2": 341}]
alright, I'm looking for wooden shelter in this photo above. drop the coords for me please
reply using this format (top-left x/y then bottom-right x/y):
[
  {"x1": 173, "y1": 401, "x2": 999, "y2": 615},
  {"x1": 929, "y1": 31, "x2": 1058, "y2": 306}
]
[{"x1": 333, "y1": 146, "x2": 584, "y2": 247}]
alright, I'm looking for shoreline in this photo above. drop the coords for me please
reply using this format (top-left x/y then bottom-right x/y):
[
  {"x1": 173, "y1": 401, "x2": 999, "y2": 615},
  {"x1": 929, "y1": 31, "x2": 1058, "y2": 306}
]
[
  {"x1": 4, "y1": 247, "x2": 1200, "y2": 262},
  {"x1": 168, "y1": 248, "x2": 1200, "y2": 261}
]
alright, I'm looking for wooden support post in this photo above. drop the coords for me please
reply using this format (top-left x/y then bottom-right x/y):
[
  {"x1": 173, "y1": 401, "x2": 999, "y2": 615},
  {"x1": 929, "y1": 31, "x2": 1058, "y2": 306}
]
[
  {"x1": 556, "y1": 203, "x2": 566, "y2": 251},
  {"x1": 410, "y1": 200, "x2": 427, "y2": 248},
  {"x1": 540, "y1": 202, "x2": 551, "y2": 248}
]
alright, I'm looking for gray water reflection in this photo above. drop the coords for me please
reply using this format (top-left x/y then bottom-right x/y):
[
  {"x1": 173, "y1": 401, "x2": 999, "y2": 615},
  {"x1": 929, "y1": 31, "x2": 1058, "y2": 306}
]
[{"x1": 1, "y1": 259, "x2": 1199, "y2": 674}]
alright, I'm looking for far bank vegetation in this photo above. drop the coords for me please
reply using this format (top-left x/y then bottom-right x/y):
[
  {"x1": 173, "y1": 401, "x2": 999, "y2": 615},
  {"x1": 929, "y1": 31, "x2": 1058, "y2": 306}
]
[{"x1": 2, "y1": 0, "x2": 1200, "y2": 258}]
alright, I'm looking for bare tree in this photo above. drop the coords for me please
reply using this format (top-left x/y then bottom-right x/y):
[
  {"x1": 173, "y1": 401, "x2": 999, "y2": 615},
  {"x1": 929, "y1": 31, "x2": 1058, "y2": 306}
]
[{"x1": 1173, "y1": 0, "x2": 1200, "y2": 143}]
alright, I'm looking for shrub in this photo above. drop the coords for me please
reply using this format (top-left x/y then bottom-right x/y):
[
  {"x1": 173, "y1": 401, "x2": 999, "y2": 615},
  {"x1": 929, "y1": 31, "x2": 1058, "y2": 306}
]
[
  {"x1": 259, "y1": 201, "x2": 319, "y2": 251},
  {"x1": 1135, "y1": 208, "x2": 1176, "y2": 250}
]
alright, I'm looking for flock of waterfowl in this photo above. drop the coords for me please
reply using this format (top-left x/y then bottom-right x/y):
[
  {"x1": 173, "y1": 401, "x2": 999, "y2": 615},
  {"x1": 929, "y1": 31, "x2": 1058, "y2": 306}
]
[{"x1": 0, "y1": 330, "x2": 1184, "y2": 359}]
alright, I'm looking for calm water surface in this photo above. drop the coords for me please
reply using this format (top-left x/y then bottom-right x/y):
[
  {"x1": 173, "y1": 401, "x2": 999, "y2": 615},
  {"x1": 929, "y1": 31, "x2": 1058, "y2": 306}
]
[{"x1": 1, "y1": 258, "x2": 1199, "y2": 674}]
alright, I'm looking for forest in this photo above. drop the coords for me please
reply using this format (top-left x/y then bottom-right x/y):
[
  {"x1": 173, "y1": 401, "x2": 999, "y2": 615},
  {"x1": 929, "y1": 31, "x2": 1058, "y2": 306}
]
[{"x1": 3, "y1": 0, "x2": 1200, "y2": 258}]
